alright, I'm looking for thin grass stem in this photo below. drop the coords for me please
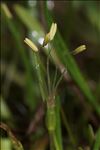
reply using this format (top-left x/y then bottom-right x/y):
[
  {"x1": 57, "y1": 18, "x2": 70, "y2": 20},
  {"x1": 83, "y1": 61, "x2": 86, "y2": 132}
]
[
  {"x1": 61, "y1": 108, "x2": 76, "y2": 146},
  {"x1": 52, "y1": 65, "x2": 58, "y2": 91},
  {"x1": 46, "y1": 45, "x2": 53, "y2": 95},
  {"x1": 47, "y1": 50, "x2": 51, "y2": 95},
  {"x1": 54, "y1": 70, "x2": 66, "y2": 92},
  {"x1": 53, "y1": 133, "x2": 61, "y2": 150}
]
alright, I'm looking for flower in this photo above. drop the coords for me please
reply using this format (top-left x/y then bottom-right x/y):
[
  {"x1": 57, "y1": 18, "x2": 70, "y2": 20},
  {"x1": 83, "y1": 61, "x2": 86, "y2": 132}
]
[
  {"x1": 43, "y1": 23, "x2": 57, "y2": 46},
  {"x1": 24, "y1": 38, "x2": 38, "y2": 52},
  {"x1": 72, "y1": 45, "x2": 86, "y2": 55}
]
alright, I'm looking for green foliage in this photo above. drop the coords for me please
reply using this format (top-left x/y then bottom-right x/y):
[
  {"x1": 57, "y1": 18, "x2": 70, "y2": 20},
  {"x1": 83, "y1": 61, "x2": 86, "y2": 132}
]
[
  {"x1": 44, "y1": 1, "x2": 100, "y2": 116},
  {"x1": 93, "y1": 128, "x2": 100, "y2": 150},
  {"x1": 1, "y1": 1, "x2": 100, "y2": 150},
  {"x1": 14, "y1": 4, "x2": 43, "y2": 34}
]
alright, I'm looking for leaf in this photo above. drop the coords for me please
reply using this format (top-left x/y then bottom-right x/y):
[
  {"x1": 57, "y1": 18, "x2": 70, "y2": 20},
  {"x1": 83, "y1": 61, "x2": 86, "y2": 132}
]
[
  {"x1": 1, "y1": 3, "x2": 38, "y2": 110},
  {"x1": 14, "y1": 4, "x2": 44, "y2": 35},
  {"x1": 93, "y1": 128, "x2": 100, "y2": 150}
]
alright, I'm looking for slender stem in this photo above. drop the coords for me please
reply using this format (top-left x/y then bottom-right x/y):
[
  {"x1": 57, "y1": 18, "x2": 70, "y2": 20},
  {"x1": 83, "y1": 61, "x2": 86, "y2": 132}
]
[
  {"x1": 49, "y1": 133, "x2": 55, "y2": 150},
  {"x1": 93, "y1": 128, "x2": 100, "y2": 150},
  {"x1": 34, "y1": 53, "x2": 47, "y2": 101},
  {"x1": 61, "y1": 107, "x2": 76, "y2": 146},
  {"x1": 54, "y1": 70, "x2": 66, "y2": 92},
  {"x1": 47, "y1": 51, "x2": 51, "y2": 95},
  {"x1": 53, "y1": 133, "x2": 61, "y2": 150},
  {"x1": 52, "y1": 65, "x2": 58, "y2": 91},
  {"x1": 46, "y1": 45, "x2": 53, "y2": 95},
  {"x1": 55, "y1": 97, "x2": 63, "y2": 150},
  {"x1": 49, "y1": 132, "x2": 61, "y2": 150}
]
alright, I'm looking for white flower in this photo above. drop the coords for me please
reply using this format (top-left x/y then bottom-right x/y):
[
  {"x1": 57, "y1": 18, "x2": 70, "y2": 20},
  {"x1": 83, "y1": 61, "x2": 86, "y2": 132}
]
[
  {"x1": 24, "y1": 38, "x2": 38, "y2": 52},
  {"x1": 43, "y1": 23, "x2": 57, "y2": 46}
]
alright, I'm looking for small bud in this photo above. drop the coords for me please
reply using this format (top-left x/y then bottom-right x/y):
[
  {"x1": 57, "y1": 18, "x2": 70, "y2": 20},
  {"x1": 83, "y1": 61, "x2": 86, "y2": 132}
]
[
  {"x1": 24, "y1": 38, "x2": 38, "y2": 52},
  {"x1": 43, "y1": 23, "x2": 57, "y2": 46},
  {"x1": 72, "y1": 45, "x2": 86, "y2": 55}
]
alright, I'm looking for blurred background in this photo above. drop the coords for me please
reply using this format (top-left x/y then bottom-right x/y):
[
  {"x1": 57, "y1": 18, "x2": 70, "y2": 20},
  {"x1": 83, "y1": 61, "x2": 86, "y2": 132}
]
[{"x1": 1, "y1": 1, "x2": 100, "y2": 150}]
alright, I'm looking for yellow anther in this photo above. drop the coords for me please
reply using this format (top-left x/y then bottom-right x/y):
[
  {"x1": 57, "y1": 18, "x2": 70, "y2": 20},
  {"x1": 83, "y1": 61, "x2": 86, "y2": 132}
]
[
  {"x1": 43, "y1": 23, "x2": 57, "y2": 46},
  {"x1": 72, "y1": 45, "x2": 86, "y2": 55},
  {"x1": 24, "y1": 38, "x2": 38, "y2": 52}
]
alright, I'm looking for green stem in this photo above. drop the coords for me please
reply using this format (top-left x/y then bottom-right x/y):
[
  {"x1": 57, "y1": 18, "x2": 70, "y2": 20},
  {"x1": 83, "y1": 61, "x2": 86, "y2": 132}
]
[
  {"x1": 47, "y1": 49, "x2": 51, "y2": 95},
  {"x1": 53, "y1": 133, "x2": 61, "y2": 150},
  {"x1": 34, "y1": 53, "x2": 47, "y2": 102},
  {"x1": 49, "y1": 133, "x2": 55, "y2": 150},
  {"x1": 93, "y1": 128, "x2": 100, "y2": 150},
  {"x1": 55, "y1": 97, "x2": 63, "y2": 150},
  {"x1": 61, "y1": 108, "x2": 76, "y2": 146}
]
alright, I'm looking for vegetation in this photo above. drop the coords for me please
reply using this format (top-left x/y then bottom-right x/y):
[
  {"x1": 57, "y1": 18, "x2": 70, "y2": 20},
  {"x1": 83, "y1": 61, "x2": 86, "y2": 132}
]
[{"x1": 1, "y1": 1, "x2": 100, "y2": 150}]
